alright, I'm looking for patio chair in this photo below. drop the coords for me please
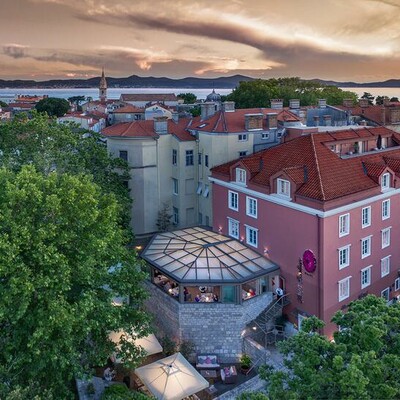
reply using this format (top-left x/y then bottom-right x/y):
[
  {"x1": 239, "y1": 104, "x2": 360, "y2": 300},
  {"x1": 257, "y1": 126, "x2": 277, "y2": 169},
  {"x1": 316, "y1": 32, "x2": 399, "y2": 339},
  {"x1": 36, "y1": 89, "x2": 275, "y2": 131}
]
[
  {"x1": 220, "y1": 365, "x2": 238, "y2": 384},
  {"x1": 196, "y1": 354, "x2": 220, "y2": 369}
]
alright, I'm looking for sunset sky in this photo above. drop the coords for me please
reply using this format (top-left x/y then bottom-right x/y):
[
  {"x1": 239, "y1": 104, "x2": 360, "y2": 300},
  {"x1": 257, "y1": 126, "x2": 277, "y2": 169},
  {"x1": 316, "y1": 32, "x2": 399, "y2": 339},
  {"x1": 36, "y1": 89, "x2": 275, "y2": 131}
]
[{"x1": 1, "y1": 0, "x2": 400, "y2": 82}]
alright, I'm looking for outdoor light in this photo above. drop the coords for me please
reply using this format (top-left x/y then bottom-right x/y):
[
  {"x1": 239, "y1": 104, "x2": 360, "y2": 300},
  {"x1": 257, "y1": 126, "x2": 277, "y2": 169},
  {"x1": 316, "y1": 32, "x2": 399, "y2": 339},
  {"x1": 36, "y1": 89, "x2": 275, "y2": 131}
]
[
  {"x1": 218, "y1": 226, "x2": 222, "y2": 233},
  {"x1": 264, "y1": 247, "x2": 269, "y2": 254}
]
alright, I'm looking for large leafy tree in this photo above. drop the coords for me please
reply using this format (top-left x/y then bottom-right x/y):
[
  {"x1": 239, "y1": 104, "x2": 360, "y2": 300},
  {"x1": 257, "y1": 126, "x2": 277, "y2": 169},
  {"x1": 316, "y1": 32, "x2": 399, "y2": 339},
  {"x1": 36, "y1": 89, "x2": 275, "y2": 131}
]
[
  {"x1": 0, "y1": 111, "x2": 131, "y2": 230},
  {"x1": 177, "y1": 92, "x2": 197, "y2": 104},
  {"x1": 35, "y1": 97, "x2": 70, "y2": 117},
  {"x1": 261, "y1": 295, "x2": 400, "y2": 400},
  {"x1": 0, "y1": 166, "x2": 150, "y2": 399},
  {"x1": 226, "y1": 78, "x2": 358, "y2": 108}
]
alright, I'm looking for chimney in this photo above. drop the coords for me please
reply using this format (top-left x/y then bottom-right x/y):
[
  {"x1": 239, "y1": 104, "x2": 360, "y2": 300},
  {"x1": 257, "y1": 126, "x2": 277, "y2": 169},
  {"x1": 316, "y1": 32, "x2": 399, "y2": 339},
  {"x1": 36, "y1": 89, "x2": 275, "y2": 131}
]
[
  {"x1": 266, "y1": 113, "x2": 278, "y2": 129},
  {"x1": 222, "y1": 101, "x2": 235, "y2": 112},
  {"x1": 201, "y1": 102, "x2": 217, "y2": 120},
  {"x1": 245, "y1": 113, "x2": 263, "y2": 130},
  {"x1": 318, "y1": 99, "x2": 327, "y2": 108},
  {"x1": 381, "y1": 108, "x2": 386, "y2": 125},
  {"x1": 359, "y1": 98, "x2": 369, "y2": 108},
  {"x1": 383, "y1": 97, "x2": 390, "y2": 106},
  {"x1": 313, "y1": 115, "x2": 320, "y2": 126},
  {"x1": 343, "y1": 99, "x2": 354, "y2": 108},
  {"x1": 360, "y1": 120, "x2": 367, "y2": 126},
  {"x1": 323, "y1": 114, "x2": 332, "y2": 126},
  {"x1": 270, "y1": 99, "x2": 283, "y2": 109},
  {"x1": 289, "y1": 99, "x2": 300, "y2": 109},
  {"x1": 172, "y1": 111, "x2": 179, "y2": 123},
  {"x1": 153, "y1": 115, "x2": 168, "y2": 134}
]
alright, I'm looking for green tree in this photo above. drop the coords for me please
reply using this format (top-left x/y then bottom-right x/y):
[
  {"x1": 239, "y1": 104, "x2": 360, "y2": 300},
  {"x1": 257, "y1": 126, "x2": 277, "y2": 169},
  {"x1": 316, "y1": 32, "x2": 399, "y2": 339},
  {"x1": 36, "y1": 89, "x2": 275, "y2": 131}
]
[
  {"x1": 390, "y1": 97, "x2": 399, "y2": 102},
  {"x1": 0, "y1": 166, "x2": 150, "y2": 399},
  {"x1": 260, "y1": 296, "x2": 400, "y2": 400},
  {"x1": 361, "y1": 92, "x2": 375, "y2": 105},
  {"x1": 375, "y1": 95, "x2": 390, "y2": 105},
  {"x1": 189, "y1": 105, "x2": 201, "y2": 117},
  {"x1": 319, "y1": 86, "x2": 358, "y2": 106},
  {"x1": 0, "y1": 111, "x2": 131, "y2": 229},
  {"x1": 35, "y1": 97, "x2": 70, "y2": 117},
  {"x1": 0, "y1": 100, "x2": 8, "y2": 108},
  {"x1": 68, "y1": 95, "x2": 86, "y2": 111},
  {"x1": 177, "y1": 92, "x2": 197, "y2": 104},
  {"x1": 237, "y1": 393, "x2": 269, "y2": 400}
]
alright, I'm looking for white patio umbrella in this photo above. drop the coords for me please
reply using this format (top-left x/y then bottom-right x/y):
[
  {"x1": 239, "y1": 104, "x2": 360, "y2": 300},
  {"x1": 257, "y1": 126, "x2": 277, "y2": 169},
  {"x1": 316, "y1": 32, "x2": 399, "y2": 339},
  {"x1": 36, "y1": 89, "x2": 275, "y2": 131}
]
[
  {"x1": 109, "y1": 330, "x2": 163, "y2": 362},
  {"x1": 135, "y1": 352, "x2": 209, "y2": 400}
]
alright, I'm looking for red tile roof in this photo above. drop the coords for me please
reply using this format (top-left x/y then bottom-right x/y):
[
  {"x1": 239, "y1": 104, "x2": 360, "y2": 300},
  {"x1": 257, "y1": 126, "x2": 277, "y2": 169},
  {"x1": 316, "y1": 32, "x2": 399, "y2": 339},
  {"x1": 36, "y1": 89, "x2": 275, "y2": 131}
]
[
  {"x1": 101, "y1": 118, "x2": 195, "y2": 141},
  {"x1": 120, "y1": 93, "x2": 179, "y2": 102},
  {"x1": 113, "y1": 105, "x2": 144, "y2": 113},
  {"x1": 336, "y1": 104, "x2": 393, "y2": 125},
  {"x1": 212, "y1": 126, "x2": 400, "y2": 202}
]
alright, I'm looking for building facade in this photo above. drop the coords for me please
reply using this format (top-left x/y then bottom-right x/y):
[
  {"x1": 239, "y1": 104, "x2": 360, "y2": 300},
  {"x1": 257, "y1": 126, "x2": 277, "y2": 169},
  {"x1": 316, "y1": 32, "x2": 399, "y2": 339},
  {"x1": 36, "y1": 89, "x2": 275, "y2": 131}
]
[{"x1": 211, "y1": 126, "x2": 400, "y2": 336}]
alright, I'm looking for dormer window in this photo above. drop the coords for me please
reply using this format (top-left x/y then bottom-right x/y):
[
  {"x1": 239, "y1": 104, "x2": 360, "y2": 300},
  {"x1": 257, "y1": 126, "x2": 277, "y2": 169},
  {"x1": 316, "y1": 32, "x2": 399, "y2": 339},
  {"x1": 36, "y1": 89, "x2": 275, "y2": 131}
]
[
  {"x1": 236, "y1": 168, "x2": 246, "y2": 184},
  {"x1": 277, "y1": 178, "x2": 290, "y2": 198},
  {"x1": 381, "y1": 173, "x2": 390, "y2": 190}
]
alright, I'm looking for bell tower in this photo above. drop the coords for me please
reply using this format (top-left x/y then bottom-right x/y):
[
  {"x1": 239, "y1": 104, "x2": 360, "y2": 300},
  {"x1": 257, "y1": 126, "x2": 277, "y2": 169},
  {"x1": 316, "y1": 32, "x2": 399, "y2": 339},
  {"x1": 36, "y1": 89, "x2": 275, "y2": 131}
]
[{"x1": 99, "y1": 68, "x2": 107, "y2": 103}]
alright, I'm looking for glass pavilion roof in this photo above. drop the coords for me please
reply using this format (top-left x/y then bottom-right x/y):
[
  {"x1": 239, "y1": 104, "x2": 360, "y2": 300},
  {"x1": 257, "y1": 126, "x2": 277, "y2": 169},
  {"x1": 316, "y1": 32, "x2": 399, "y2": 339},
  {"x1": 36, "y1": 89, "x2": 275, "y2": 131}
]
[{"x1": 142, "y1": 227, "x2": 279, "y2": 284}]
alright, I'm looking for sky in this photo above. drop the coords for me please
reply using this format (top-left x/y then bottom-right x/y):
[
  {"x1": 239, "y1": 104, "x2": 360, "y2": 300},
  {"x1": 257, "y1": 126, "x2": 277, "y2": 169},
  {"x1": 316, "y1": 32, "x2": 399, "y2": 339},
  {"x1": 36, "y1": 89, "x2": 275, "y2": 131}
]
[{"x1": 1, "y1": 0, "x2": 400, "y2": 82}]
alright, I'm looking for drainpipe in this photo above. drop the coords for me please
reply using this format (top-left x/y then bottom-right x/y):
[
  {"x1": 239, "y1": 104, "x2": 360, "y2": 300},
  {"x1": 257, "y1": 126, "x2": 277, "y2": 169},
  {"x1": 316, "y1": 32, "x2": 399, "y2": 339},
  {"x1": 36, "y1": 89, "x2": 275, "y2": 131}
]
[{"x1": 317, "y1": 214, "x2": 324, "y2": 327}]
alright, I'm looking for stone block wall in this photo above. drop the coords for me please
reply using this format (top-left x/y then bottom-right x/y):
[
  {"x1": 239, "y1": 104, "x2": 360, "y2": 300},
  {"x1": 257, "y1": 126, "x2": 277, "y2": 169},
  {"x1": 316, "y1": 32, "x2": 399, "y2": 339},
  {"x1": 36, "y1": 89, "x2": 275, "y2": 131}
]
[{"x1": 144, "y1": 282, "x2": 274, "y2": 363}]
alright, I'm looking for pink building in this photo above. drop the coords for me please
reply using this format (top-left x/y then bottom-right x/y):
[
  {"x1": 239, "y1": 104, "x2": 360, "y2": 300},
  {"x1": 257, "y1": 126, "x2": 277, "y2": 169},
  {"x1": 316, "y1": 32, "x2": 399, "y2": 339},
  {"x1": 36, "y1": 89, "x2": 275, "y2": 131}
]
[{"x1": 211, "y1": 126, "x2": 400, "y2": 336}]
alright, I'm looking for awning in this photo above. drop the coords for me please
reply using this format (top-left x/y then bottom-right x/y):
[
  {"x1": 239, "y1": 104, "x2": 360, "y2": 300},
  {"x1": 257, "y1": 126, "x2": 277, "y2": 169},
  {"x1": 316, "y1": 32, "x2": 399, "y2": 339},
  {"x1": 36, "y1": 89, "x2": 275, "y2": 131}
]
[{"x1": 135, "y1": 352, "x2": 209, "y2": 400}]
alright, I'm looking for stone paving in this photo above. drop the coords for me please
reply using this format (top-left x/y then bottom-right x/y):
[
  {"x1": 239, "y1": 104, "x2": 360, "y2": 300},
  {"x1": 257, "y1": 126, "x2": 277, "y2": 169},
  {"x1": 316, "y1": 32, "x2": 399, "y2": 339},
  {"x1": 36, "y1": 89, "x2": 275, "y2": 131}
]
[{"x1": 215, "y1": 347, "x2": 286, "y2": 399}]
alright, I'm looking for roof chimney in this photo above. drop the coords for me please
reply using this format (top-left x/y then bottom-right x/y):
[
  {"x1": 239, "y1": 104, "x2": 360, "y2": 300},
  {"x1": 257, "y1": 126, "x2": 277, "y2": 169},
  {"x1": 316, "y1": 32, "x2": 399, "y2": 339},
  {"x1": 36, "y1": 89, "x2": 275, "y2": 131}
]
[
  {"x1": 154, "y1": 115, "x2": 168, "y2": 134},
  {"x1": 343, "y1": 99, "x2": 354, "y2": 108},
  {"x1": 289, "y1": 99, "x2": 300, "y2": 109},
  {"x1": 266, "y1": 113, "x2": 278, "y2": 129},
  {"x1": 323, "y1": 114, "x2": 332, "y2": 126},
  {"x1": 172, "y1": 111, "x2": 179, "y2": 123},
  {"x1": 222, "y1": 101, "x2": 235, "y2": 112},
  {"x1": 245, "y1": 113, "x2": 263, "y2": 130},
  {"x1": 318, "y1": 99, "x2": 327, "y2": 108},
  {"x1": 359, "y1": 98, "x2": 369, "y2": 108},
  {"x1": 201, "y1": 102, "x2": 217, "y2": 120},
  {"x1": 270, "y1": 99, "x2": 283, "y2": 109}
]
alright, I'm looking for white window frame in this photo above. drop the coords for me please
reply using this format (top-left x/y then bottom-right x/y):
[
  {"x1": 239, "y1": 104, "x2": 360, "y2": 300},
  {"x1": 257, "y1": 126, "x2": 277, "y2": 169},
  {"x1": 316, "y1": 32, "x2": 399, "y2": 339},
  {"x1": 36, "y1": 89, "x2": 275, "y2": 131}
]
[
  {"x1": 339, "y1": 213, "x2": 350, "y2": 237},
  {"x1": 381, "y1": 227, "x2": 391, "y2": 249},
  {"x1": 245, "y1": 225, "x2": 258, "y2": 248},
  {"x1": 381, "y1": 172, "x2": 390, "y2": 190},
  {"x1": 338, "y1": 276, "x2": 351, "y2": 302},
  {"x1": 338, "y1": 245, "x2": 351, "y2": 269},
  {"x1": 382, "y1": 199, "x2": 390, "y2": 220},
  {"x1": 361, "y1": 206, "x2": 371, "y2": 228},
  {"x1": 361, "y1": 266, "x2": 371, "y2": 289},
  {"x1": 228, "y1": 218, "x2": 239, "y2": 239},
  {"x1": 228, "y1": 190, "x2": 238, "y2": 211},
  {"x1": 395, "y1": 277, "x2": 400, "y2": 291},
  {"x1": 203, "y1": 184, "x2": 209, "y2": 198},
  {"x1": 361, "y1": 236, "x2": 371, "y2": 259},
  {"x1": 173, "y1": 207, "x2": 179, "y2": 225},
  {"x1": 172, "y1": 178, "x2": 178, "y2": 195},
  {"x1": 238, "y1": 134, "x2": 248, "y2": 142},
  {"x1": 236, "y1": 168, "x2": 246, "y2": 184},
  {"x1": 277, "y1": 178, "x2": 290, "y2": 198},
  {"x1": 246, "y1": 197, "x2": 257, "y2": 218},
  {"x1": 196, "y1": 182, "x2": 202, "y2": 195},
  {"x1": 172, "y1": 149, "x2": 177, "y2": 166},
  {"x1": 381, "y1": 287, "x2": 390, "y2": 302},
  {"x1": 261, "y1": 132, "x2": 270, "y2": 140},
  {"x1": 381, "y1": 255, "x2": 391, "y2": 277}
]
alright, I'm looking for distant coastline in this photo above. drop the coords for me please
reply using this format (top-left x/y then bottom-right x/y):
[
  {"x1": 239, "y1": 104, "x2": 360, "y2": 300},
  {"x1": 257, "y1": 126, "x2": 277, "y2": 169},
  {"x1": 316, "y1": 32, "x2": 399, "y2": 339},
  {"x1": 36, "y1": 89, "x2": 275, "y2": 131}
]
[{"x1": 1, "y1": 74, "x2": 400, "y2": 90}]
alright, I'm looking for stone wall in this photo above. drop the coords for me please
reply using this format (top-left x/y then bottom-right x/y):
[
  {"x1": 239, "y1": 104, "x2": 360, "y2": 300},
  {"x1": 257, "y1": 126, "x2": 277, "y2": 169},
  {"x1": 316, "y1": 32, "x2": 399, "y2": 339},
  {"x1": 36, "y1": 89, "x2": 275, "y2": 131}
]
[{"x1": 144, "y1": 282, "x2": 274, "y2": 363}]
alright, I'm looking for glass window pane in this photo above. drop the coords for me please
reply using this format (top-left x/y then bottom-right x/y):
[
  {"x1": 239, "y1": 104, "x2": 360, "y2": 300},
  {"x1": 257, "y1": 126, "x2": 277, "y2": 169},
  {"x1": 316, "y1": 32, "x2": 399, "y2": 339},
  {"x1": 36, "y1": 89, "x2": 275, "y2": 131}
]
[{"x1": 222, "y1": 286, "x2": 236, "y2": 303}]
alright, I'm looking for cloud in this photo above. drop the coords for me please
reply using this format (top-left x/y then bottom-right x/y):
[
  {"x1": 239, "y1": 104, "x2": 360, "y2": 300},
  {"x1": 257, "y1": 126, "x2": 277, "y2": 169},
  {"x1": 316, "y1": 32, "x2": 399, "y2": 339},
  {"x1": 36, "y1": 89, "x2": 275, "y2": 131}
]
[{"x1": 3, "y1": 44, "x2": 29, "y2": 59}]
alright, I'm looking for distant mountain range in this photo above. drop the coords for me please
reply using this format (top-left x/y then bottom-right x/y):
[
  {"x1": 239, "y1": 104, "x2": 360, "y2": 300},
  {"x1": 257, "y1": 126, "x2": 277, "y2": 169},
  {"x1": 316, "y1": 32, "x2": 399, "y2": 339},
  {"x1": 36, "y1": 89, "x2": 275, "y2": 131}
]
[{"x1": 0, "y1": 74, "x2": 400, "y2": 89}]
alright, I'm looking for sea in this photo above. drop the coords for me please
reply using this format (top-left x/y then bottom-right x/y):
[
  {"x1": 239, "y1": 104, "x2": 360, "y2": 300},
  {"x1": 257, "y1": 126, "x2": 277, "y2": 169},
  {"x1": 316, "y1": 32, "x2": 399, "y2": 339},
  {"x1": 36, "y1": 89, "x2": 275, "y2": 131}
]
[{"x1": 0, "y1": 87, "x2": 399, "y2": 103}]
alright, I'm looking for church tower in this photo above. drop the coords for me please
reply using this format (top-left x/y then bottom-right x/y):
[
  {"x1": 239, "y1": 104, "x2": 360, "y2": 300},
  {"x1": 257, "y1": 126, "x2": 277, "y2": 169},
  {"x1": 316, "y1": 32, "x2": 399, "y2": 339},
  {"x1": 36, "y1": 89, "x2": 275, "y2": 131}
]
[{"x1": 99, "y1": 68, "x2": 107, "y2": 103}]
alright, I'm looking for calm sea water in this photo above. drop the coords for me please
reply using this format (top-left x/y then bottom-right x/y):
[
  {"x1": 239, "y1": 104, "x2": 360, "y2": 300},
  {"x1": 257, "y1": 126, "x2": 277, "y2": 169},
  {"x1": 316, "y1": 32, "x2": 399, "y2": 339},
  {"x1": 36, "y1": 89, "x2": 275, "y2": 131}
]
[{"x1": 0, "y1": 87, "x2": 399, "y2": 103}]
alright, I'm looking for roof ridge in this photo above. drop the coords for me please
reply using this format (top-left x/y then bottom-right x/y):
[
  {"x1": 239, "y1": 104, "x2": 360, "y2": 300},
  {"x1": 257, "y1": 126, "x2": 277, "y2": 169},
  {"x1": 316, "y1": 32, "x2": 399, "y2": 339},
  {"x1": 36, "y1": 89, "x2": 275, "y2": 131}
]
[
  {"x1": 213, "y1": 111, "x2": 223, "y2": 132},
  {"x1": 310, "y1": 134, "x2": 326, "y2": 200}
]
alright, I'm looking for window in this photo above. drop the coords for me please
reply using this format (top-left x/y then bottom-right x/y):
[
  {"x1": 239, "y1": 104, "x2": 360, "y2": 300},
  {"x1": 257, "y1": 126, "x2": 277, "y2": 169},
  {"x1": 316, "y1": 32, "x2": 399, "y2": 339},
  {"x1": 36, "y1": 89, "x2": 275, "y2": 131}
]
[
  {"x1": 362, "y1": 206, "x2": 371, "y2": 228},
  {"x1": 185, "y1": 150, "x2": 194, "y2": 166},
  {"x1": 172, "y1": 178, "x2": 178, "y2": 195},
  {"x1": 205, "y1": 155, "x2": 209, "y2": 167},
  {"x1": 196, "y1": 182, "x2": 202, "y2": 195},
  {"x1": 119, "y1": 150, "x2": 128, "y2": 161},
  {"x1": 381, "y1": 287, "x2": 390, "y2": 302},
  {"x1": 198, "y1": 153, "x2": 202, "y2": 165},
  {"x1": 239, "y1": 151, "x2": 247, "y2": 157},
  {"x1": 381, "y1": 172, "x2": 390, "y2": 190},
  {"x1": 238, "y1": 134, "x2": 248, "y2": 141},
  {"x1": 338, "y1": 245, "x2": 350, "y2": 269},
  {"x1": 203, "y1": 184, "x2": 209, "y2": 198},
  {"x1": 381, "y1": 255, "x2": 391, "y2": 277},
  {"x1": 228, "y1": 191, "x2": 238, "y2": 211},
  {"x1": 173, "y1": 207, "x2": 179, "y2": 225},
  {"x1": 277, "y1": 131, "x2": 283, "y2": 139},
  {"x1": 277, "y1": 178, "x2": 290, "y2": 198},
  {"x1": 246, "y1": 197, "x2": 257, "y2": 218},
  {"x1": 339, "y1": 213, "x2": 350, "y2": 237},
  {"x1": 228, "y1": 218, "x2": 239, "y2": 239},
  {"x1": 361, "y1": 266, "x2": 371, "y2": 289},
  {"x1": 261, "y1": 133, "x2": 269, "y2": 140},
  {"x1": 236, "y1": 168, "x2": 246, "y2": 184},
  {"x1": 361, "y1": 236, "x2": 371, "y2": 259},
  {"x1": 381, "y1": 227, "x2": 391, "y2": 248},
  {"x1": 338, "y1": 277, "x2": 351, "y2": 302},
  {"x1": 382, "y1": 199, "x2": 390, "y2": 220},
  {"x1": 395, "y1": 277, "x2": 400, "y2": 291},
  {"x1": 172, "y1": 149, "x2": 177, "y2": 166},
  {"x1": 246, "y1": 225, "x2": 258, "y2": 247}
]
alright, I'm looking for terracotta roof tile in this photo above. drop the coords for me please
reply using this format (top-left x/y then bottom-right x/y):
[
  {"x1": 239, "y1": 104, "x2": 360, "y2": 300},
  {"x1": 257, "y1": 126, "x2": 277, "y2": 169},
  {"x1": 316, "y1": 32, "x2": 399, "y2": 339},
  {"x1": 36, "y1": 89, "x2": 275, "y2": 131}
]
[
  {"x1": 113, "y1": 105, "x2": 144, "y2": 113},
  {"x1": 120, "y1": 93, "x2": 178, "y2": 102}
]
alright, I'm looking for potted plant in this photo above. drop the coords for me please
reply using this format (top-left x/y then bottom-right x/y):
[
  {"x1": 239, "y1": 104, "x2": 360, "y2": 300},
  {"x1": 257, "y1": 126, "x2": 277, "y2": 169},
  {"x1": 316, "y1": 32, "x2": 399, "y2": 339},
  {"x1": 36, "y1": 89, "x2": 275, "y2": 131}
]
[
  {"x1": 240, "y1": 354, "x2": 252, "y2": 375},
  {"x1": 86, "y1": 381, "x2": 95, "y2": 399}
]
